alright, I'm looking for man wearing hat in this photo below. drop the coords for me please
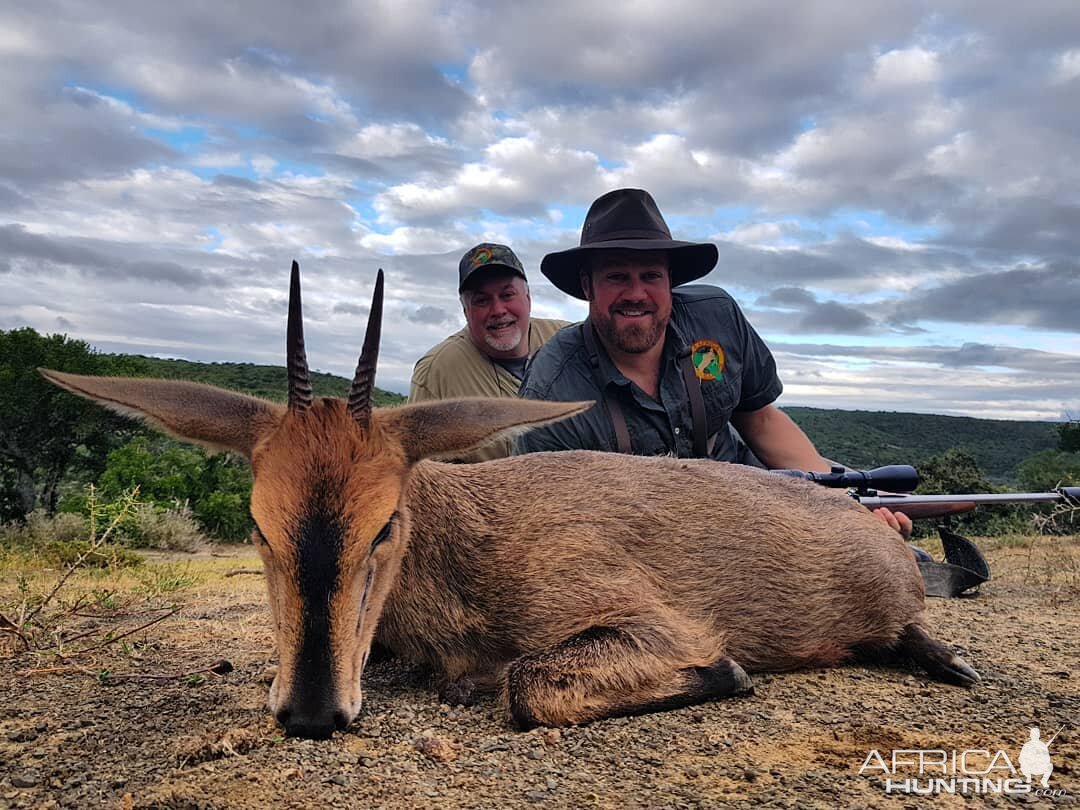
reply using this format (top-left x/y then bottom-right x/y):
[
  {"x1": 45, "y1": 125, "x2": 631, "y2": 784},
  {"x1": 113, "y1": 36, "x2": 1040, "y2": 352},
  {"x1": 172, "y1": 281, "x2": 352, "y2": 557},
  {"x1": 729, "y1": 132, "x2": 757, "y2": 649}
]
[
  {"x1": 409, "y1": 242, "x2": 569, "y2": 462},
  {"x1": 517, "y1": 189, "x2": 913, "y2": 536}
]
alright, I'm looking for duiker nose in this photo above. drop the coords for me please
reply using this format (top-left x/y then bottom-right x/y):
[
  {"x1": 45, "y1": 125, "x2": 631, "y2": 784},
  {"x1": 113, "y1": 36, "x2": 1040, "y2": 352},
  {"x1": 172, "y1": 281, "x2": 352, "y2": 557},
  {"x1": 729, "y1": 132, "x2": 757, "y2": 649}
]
[{"x1": 276, "y1": 706, "x2": 349, "y2": 740}]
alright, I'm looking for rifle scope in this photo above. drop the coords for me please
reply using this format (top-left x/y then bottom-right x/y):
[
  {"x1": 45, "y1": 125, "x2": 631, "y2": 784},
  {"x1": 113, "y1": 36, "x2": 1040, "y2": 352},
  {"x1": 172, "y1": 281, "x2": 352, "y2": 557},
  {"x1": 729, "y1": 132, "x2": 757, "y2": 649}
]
[{"x1": 772, "y1": 465, "x2": 921, "y2": 494}]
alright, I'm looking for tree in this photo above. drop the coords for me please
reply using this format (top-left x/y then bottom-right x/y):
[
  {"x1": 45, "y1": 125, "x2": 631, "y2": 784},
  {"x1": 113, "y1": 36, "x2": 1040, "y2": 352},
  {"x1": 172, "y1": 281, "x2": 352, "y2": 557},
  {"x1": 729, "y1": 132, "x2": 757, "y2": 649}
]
[
  {"x1": 0, "y1": 328, "x2": 131, "y2": 520},
  {"x1": 914, "y1": 448, "x2": 1023, "y2": 536},
  {"x1": 1058, "y1": 420, "x2": 1080, "y2": 453},
  {"x1": 96, "y1": 436, "x2": 253, "y2": 541},
  {"x1": 916, "y1": 448, "x2": 995, "y2": 495},
  {"x1": 1018, "y1": 450, "x2": 1080, "y2": 492}
]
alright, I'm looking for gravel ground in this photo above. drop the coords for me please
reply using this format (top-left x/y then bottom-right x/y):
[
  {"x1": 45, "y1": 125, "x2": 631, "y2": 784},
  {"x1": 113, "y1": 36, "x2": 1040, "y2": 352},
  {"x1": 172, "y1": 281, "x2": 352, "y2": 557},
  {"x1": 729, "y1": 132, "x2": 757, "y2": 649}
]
[{"x1": 1, "y1": 536, "x2": 1077, "y2": 809}]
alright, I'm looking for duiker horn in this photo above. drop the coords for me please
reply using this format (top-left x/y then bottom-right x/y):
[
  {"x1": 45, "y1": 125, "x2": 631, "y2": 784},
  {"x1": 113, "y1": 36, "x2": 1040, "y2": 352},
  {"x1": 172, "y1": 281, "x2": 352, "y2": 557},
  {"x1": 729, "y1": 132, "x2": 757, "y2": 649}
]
[
  {"x1": 347, "y1": 268, "x2": 384, "y2": 426},
  {"x1": 287, "y1": 260, "x2": 313, "y2": 411}
]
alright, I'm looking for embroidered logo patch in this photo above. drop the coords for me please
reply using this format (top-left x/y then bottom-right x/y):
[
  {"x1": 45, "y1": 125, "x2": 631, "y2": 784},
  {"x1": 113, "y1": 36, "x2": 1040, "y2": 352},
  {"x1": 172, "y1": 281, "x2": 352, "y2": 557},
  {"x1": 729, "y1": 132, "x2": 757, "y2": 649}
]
[
  {"x1": 470, "y1": 247, "x2": 494, "y2": 267},
  {"x1": 691, "y1": 339, "x2": 725, "y2": 381}
]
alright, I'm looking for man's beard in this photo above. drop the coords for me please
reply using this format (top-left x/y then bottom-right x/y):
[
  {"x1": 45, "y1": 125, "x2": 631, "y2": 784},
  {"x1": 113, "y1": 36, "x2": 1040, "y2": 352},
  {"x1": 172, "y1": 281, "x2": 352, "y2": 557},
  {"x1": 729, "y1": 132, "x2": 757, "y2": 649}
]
[
  {"x1": 483, "y1": 319, "x2": 523, "y2": 353},
  {"x1": 592, "y1": 309, "x2": 667, "y2": 354}
]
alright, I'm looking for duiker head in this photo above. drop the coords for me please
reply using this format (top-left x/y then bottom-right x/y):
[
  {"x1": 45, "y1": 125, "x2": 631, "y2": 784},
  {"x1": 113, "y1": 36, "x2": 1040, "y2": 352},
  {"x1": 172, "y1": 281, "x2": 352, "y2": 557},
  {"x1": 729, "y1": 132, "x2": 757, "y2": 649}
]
[{"x1": 40, "y1": 263, "x2": 587, "y2": 739}]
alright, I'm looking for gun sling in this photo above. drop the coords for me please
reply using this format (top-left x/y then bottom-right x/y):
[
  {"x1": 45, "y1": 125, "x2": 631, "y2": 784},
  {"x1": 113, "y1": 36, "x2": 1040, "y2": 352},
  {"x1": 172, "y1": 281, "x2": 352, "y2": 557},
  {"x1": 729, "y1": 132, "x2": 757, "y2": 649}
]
[{"x1": 582, "y1": 321, "x2": 708, "y2": 457}]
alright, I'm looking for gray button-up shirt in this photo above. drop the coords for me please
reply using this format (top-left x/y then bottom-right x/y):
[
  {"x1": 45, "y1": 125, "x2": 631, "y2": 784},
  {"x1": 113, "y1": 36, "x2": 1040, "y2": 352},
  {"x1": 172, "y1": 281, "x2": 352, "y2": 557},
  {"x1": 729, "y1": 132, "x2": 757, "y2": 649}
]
[{"x1": 516, "y1": 285, "x2": 782, "y2": 460}]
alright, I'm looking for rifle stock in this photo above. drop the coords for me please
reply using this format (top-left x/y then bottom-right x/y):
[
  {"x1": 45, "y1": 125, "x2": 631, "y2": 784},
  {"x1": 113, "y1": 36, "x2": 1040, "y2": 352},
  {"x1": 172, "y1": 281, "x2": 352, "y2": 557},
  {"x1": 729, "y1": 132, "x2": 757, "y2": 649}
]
[{"x1": 873, "y1": 500, "x2": 977, "y2": 520}]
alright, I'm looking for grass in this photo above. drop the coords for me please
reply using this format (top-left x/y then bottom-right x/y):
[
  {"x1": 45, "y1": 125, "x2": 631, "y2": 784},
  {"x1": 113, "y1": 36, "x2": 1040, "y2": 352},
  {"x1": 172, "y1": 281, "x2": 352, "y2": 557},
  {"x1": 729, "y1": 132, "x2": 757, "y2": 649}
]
[{"x1": 0, "y1": 487, "x2": 208, "y2": 663}]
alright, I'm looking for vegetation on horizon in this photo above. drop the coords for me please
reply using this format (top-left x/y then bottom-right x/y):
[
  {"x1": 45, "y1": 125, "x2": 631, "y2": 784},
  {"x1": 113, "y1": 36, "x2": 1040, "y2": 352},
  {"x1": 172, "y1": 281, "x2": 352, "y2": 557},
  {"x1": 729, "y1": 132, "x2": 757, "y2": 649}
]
[{"x1": 2, "y1": 327, "x2": 1077, "y2": 546}]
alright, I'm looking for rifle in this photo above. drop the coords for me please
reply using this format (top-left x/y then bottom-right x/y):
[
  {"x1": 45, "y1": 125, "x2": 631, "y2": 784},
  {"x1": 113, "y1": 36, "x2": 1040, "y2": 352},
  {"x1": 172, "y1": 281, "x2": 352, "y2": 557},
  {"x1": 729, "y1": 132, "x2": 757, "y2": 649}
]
[
  {"x1": 774, "y1": 464, "x2": 1080, "y2": 516},
  {"x1": 772, "y1": 465, "x2": 1080, "y2": 598}
]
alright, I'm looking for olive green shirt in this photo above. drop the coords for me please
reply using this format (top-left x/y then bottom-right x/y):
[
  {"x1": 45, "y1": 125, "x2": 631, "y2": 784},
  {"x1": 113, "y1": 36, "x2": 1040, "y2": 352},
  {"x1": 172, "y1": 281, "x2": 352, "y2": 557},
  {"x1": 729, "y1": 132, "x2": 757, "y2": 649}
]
[{"x1": 408, "y1": 317, "x2": 569, "y2": 461}]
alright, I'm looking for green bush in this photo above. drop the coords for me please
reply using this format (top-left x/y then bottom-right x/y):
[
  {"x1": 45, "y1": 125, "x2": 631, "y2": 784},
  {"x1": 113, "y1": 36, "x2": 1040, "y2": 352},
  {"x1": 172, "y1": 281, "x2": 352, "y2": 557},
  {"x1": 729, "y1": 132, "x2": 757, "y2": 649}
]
[
  {"x1": 912, "y1": 449, "x2": 1028, "y2": 537},
  {"x1": 97, "y1": 436, "x2": 252, "y2": 542},
  {"x1": 1017, "y1": 450, "x2": 1080, "y2": 491},
  {"x1": 43, "y1": 539, "x2": 142, "y2": 570}
]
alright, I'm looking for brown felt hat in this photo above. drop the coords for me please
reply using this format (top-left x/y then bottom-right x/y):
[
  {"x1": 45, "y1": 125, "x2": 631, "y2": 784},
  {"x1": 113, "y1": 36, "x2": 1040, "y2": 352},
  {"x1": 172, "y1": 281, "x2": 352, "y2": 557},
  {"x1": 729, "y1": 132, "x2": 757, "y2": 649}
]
[{"x1": 540, "y1": 188, "x2": 718, "y2": 300}]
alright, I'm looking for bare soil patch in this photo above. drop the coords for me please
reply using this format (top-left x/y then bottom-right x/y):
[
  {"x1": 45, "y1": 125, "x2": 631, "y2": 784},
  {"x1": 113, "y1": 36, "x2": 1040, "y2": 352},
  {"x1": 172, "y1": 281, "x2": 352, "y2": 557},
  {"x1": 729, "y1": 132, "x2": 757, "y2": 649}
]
[{"x1": 1, "y1": 536, "x2": 1077, "y2": 809}]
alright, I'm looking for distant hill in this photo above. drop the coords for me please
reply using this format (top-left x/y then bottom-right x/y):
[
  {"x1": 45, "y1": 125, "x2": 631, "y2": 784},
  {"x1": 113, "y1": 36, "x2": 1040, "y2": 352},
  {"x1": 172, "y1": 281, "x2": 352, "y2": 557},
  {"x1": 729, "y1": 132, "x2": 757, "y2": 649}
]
[
  {"x1": 107, "y1": 355, "x2": 406, "y2": 407},
  {"x1": 783, "y1": 406, "x2": 1060, "y2": 484},
  {"x1": 103, "y1": 355, "x2": 1059, "y2": 484}
]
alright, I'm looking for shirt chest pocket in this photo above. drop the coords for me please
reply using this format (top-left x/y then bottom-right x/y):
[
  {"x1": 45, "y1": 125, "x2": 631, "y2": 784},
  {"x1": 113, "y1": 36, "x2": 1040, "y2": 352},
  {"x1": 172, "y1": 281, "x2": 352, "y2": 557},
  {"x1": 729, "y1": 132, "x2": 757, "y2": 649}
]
[{"x1": 700, "y1": 375, "x2": 737, "y2": 435}]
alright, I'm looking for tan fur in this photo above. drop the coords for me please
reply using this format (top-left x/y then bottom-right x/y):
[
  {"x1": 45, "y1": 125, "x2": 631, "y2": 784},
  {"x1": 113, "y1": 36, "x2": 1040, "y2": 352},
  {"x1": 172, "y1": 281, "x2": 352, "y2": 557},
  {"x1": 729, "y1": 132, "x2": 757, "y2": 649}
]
[{"x1": 40, "y1": 372, "x2": 973, "y2": 734}]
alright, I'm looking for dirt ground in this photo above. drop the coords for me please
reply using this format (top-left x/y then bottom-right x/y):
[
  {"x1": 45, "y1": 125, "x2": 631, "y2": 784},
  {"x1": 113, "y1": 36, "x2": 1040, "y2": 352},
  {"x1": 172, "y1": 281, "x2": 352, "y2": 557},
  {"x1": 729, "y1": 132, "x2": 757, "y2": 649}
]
[{"x1": 1, "y1": 534, "x2": 1077, "y2": 809}]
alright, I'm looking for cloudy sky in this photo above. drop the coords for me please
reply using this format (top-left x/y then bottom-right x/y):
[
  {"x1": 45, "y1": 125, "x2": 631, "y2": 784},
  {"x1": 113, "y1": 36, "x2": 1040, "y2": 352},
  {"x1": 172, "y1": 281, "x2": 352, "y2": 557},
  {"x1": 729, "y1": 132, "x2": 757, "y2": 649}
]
[{"x1": 2, "y1": 1, "x2": 1078, "y2": 420}]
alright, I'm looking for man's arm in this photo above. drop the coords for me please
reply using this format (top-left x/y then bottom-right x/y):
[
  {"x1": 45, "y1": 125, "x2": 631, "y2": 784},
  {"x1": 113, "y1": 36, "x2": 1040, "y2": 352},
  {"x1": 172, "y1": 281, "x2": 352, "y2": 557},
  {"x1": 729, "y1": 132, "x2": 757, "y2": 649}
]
[
  {"x1": 730, "y1": 404, "x2": 830, "y2": 472},
  {"x1": 732, "y1": 404, "x2": 914, "y2": 538}
]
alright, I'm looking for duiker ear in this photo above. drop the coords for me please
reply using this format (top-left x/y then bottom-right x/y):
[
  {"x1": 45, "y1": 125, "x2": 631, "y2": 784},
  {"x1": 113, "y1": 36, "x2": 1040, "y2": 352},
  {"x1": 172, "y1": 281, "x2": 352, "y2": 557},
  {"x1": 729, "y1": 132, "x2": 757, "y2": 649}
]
[
  {"x1": 39, "y1": 369, "x2": 283, "y2": 459},
  {"x1": 381, "y1": 398, "x2": 592, "y2": 464}
]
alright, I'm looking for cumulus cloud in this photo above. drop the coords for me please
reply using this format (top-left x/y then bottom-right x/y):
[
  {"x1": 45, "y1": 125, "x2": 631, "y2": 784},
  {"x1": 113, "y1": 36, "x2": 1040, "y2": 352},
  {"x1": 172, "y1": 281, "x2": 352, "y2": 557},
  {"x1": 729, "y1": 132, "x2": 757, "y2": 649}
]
[{"x1": 1, "y1": 0, "x2": 1078, "y2": 415}]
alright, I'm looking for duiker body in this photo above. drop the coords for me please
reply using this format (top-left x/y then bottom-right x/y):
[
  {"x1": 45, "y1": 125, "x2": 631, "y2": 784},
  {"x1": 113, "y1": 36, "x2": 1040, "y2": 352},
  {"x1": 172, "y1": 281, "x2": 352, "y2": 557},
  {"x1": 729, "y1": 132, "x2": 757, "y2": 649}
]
[{"x1": 42, "y1": 265, "x2": 977, "y2": 739}]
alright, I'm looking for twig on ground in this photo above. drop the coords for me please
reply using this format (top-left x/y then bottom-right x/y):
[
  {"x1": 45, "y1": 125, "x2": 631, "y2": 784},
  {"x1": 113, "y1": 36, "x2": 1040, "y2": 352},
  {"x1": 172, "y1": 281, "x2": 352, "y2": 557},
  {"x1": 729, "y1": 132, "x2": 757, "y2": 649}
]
[
  {"x1": 0, "y1": 612, "x2": 31, "y2": 650},
  {"x1": 100, "y1": 659, "x2": 234, "y2": 684},
  {"x1": 75, "y1": 606, "x2": 181, "y2": 653},
  {"x1": 224, "y1": 568, "x2": 263, "y2": 578},
  {"x1": 18, "y1": 658, "x2": 233, "y2": 683}
]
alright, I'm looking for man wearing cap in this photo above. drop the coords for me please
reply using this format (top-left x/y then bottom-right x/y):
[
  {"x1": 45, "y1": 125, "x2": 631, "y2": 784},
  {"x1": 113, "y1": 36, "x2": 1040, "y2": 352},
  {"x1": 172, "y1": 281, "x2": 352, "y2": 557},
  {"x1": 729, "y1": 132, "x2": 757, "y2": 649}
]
[
  {"x1": 408, "y1": 242, "x2": 569, "y2": 462},
  {"x1": 516, "y1": 189, "x2": 912, "y2": 536}
]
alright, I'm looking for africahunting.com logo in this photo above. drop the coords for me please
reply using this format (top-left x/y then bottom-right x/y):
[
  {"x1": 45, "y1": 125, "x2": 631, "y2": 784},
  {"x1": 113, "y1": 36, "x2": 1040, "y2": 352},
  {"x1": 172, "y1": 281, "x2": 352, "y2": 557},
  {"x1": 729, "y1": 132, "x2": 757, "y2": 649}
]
[{"x1": 859, "y1": 726, "x2": 1068, "y2": 798}]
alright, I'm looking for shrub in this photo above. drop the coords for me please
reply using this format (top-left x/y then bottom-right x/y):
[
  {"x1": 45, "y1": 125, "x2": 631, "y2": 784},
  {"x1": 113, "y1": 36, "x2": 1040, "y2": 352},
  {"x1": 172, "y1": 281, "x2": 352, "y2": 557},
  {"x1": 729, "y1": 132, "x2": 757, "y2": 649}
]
[
  {"x1": 120, "y1": 503, "x2": 207, "y2": 552},
  {"x1": 0, "y1": 509, "x2": 87, "y2": 548},
  {"x1": 1017, "y1": 450, "x2": 1080, "y2": 491},
  {"x1": 912, "y1": 449, "x2": 1028, "y2": 537},
  {"x1": 97, "y1": 437, "x2": 252, "y2": 542},
  {"x1": 44, "y1": 539, "x2": 142, "y2": 570}
]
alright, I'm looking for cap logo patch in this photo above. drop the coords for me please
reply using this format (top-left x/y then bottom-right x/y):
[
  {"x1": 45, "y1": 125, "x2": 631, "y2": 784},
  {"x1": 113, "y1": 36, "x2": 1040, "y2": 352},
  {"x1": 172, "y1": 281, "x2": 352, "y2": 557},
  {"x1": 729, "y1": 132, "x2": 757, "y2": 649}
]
[
  {"x1": 471, "y1": 247, "x2": 494, "y2": 268},
  {"x1": 691, "y1": 339, "x2": 724, "y2": 381}
]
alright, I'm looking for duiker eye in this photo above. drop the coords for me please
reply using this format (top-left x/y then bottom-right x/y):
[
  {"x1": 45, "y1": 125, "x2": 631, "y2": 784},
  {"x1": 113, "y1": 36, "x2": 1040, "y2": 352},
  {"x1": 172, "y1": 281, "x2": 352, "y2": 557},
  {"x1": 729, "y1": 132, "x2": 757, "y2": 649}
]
[{"x1": 370, "y1": 512, "x2": 398, "y2": 552}]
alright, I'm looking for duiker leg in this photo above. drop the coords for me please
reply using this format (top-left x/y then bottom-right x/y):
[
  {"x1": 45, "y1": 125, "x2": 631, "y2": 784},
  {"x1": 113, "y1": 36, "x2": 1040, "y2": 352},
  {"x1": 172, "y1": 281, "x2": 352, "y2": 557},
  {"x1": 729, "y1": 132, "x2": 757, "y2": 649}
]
[
  {"x1": 503, "y1": 625, "x2": 752, "y2": 729},
  {"x1": 895, "y1": 623, "x2": 980, "y2": 685},
  {"x1": 854, "y1": 622, "x2": 979, "y2": 686}
]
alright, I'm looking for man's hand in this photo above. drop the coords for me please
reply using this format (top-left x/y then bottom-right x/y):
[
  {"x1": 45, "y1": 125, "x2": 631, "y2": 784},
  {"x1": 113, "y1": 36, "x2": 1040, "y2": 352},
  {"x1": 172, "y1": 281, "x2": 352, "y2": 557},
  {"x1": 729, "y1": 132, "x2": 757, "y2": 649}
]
[{"x1": 872, "y1": 507, "x2": 913, "y2": 540}]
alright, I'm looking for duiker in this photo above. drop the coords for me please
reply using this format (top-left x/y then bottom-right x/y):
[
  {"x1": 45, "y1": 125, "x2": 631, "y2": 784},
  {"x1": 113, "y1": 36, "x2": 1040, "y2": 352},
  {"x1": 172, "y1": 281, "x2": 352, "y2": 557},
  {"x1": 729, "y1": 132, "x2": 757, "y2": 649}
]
[{"x1": 42, "y1": 264, "x2": 977, "y2": 739}]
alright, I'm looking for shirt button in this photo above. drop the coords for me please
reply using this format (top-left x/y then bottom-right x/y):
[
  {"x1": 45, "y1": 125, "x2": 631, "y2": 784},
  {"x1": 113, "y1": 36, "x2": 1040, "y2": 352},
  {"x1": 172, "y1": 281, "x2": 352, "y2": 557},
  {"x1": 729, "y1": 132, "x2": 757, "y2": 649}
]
[{"x1": 673, "y1": 427, "x2": 680, "y2": 435}]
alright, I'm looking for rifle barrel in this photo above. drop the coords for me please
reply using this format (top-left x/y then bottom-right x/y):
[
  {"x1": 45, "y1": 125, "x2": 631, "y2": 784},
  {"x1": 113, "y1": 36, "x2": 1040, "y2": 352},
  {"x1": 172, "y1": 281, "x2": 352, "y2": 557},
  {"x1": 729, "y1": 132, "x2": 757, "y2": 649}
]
[{"x1": 860, "y1": 492, "x2": 1072, "y2": 508}]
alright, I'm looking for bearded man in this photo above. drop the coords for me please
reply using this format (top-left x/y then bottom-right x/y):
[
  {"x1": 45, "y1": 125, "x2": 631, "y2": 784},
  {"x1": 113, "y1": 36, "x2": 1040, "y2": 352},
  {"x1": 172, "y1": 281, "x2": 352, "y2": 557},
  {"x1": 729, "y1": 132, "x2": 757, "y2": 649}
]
[
  {"x1": 408, "y1": 242, "x2": 568, "y2": 462},
  {"x1": 517, "y1": 189, "x2": 911, "y2": 536}
]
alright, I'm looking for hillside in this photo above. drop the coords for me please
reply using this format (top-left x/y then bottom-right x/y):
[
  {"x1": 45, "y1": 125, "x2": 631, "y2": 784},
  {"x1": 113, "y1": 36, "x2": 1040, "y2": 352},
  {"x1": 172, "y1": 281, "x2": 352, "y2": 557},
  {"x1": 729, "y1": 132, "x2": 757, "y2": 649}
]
[
  {"x1": 105, "y1": 355, "x2": 1058, "y2": 484},
  {"x1": 108, "y1": 355, "x2": 405, "y2": 407},
  {"x1": 783, "y1": 406, "x2": 1060, "y2": 484}
]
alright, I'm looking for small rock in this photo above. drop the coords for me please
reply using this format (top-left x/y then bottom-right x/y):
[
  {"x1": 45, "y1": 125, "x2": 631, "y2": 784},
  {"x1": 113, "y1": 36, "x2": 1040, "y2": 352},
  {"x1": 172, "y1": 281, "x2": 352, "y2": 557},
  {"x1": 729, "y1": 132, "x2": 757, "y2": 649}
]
[
  {"x1": 10, "y1": 772, "x2": 39, "y2": 788},
  {"x1": 328, "y1": 775, "x2": 347, "y2": 786},
  {"x1": 527, "y1": 749, "x2": 544, "y2": 760},
  {"x1": 415, "y1": 735, "x2": 462, "y2": 763},
  {"x1": 541, "y1": 729, "x2": 561, "y2": 745},
  {"x1": 744, "y1": 768, "x2": 758, "y2": 782},
  {"x1": 6, "y1": 730, "x2": 37, "y2": 743},
  {"x1": 685, "y1": 767, "x2": 699, "y2": 779},
  {"x1": 525, "y1": 790, "x2": 548, "y2": 802}
]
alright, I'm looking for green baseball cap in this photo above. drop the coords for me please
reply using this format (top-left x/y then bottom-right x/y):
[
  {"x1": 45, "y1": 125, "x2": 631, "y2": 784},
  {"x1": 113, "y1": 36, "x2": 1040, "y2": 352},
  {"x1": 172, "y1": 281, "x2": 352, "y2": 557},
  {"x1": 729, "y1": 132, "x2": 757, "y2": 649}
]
[{"x1": 458, "y1": 243, "x2": 526, "y2": 292}]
